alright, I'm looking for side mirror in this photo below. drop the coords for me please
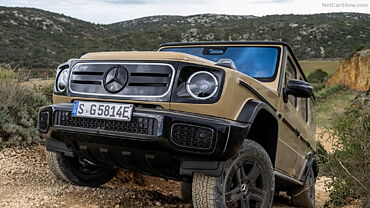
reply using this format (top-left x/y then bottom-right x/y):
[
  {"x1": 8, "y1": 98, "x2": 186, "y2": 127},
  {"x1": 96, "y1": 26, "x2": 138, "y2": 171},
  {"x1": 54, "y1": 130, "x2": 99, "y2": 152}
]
[
  {"x1": 215, "y1": 58, "x2": 237, "y2": 70},
  {"x1": 283, "y1": 79, "x2": 313, "y2": 103}
]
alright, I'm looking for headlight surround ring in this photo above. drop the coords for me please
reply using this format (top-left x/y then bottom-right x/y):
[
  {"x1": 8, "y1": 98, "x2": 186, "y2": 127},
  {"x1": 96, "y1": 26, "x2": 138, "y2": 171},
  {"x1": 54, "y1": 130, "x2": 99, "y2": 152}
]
[
  {"x1": 56, "y1": 68, "x2": 70, "y2": 92},
  {"x1": 186, "y1": 71, "x2": 219, "y2": 100}
]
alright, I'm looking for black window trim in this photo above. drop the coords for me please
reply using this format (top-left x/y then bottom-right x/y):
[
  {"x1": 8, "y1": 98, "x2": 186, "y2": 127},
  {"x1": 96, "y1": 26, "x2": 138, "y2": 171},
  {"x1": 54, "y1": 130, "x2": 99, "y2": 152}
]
[{"x1": 285, "y1": 55, "x2": 298, "y2": 108}]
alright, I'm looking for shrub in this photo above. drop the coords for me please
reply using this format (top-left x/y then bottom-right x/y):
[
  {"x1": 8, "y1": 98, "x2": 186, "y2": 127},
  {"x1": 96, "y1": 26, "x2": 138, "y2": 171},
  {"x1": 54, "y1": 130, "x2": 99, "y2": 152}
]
[
  {"x1": 0, "y1": 66, "x2": 17, "y2": 80},
  {"x1": 308, "y1": 69, "x2": 329, "y2": 84},
  {"x1": 307, "y1": 69, "x2": 329, "y2": 92},
  {"x1": 321, "y1": 90, "x2": 370, "y2": 207},
  {"x1": 30, "y1": 81, "x2": 54, "y2": 103},
  {"x1": 0, "y1": 67, "x2": 51, "y2": 147},
  {"x1": 315, "y1": 85, "x2": 345, "y2": 102}
]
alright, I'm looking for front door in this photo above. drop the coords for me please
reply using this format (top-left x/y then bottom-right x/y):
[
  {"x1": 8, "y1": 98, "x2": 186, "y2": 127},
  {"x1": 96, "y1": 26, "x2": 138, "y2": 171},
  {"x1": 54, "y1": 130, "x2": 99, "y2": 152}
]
[{"x1": 275, "y1": 56, "x2": 307, "y2": 179}]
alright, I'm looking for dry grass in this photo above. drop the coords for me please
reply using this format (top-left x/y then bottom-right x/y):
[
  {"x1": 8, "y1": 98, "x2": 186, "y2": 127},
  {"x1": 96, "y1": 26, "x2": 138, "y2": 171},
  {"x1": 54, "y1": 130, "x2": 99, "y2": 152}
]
[
  {"x1": 21, "y1": 79, "x2": 54, "y2": 87},
  {"x1": 300, "y1": 60, "x2": 341, "y2": 76},
  {"x1": 316, "y1": 89, "x2": 358, "y2": 127}
]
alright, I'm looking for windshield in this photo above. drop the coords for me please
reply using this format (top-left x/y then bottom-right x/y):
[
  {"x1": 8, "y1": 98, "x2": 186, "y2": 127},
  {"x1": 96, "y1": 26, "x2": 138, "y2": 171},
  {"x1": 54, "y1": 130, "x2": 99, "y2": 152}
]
[{"x1": 161, "y1": 46, "x2": 280, "y2": 81}]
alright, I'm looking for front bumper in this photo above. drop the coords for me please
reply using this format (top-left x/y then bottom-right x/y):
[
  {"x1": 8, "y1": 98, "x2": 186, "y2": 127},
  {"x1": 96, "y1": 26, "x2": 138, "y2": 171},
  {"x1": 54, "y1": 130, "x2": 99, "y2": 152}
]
[{"x1": 38, "y1": 103, "x2": 250, "y2": 178}]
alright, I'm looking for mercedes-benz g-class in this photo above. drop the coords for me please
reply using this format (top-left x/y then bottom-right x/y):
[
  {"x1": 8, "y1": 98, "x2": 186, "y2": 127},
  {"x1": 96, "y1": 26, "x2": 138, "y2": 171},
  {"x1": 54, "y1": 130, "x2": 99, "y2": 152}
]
[{"x1": 38, "y1": 41, "x2": 317, "y2": 208}]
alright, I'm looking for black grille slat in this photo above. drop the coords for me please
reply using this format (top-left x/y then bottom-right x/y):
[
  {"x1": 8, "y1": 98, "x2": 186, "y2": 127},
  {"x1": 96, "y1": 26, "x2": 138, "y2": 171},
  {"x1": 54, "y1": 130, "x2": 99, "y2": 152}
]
[
  {"x1": 128, "y1": 76, "x2": 170, "y2": 84},
  {"x1": 71, "y1": 80, "x2": 101, "y2": 85},
  {"x1": 171, "y1": 124, "x2": 214, "y2": 150},
  {"x1": 128, "y1": 83, "x2": 167, "y2": 87},
  {"x1": 72, "y1": 71, "x2": 104, "y2": 76},
  {"x1": 130, "y1": 73, "x2": 169, "y2": 77},
  {"x1": 53, "y1": 110, "x2": 157, "y2": 136}
]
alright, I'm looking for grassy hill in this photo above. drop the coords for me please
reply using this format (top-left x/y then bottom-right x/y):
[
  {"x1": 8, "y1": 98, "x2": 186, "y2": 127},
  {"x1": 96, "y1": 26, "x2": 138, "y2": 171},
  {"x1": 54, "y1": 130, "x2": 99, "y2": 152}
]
[{"x1": 0, "y1": 6, "x2": 369, "y2": 68}]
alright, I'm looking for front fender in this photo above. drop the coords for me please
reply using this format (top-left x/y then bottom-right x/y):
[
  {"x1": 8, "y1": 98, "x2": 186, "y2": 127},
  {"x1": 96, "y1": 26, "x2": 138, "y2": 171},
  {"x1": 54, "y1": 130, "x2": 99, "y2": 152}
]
[{"x1": 237, "y1": 99, "x2": 278, "y2": 124}]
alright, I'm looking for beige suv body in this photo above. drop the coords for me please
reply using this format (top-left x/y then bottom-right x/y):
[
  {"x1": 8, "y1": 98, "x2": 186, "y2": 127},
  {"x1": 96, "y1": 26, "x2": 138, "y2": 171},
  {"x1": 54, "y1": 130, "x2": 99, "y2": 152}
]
[{"x1": 38, "y1": 41, "x2": 317, "y2": 208}]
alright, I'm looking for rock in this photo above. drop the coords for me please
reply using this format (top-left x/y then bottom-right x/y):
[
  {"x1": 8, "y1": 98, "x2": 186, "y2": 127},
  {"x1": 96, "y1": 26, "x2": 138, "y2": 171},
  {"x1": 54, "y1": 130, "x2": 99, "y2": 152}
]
[
  {"x1": 327, "y1": 49, "x2": 370, "y2": 91},
  {"x1": 155, "y1": 201, "x2": 162, "y2": 206}
]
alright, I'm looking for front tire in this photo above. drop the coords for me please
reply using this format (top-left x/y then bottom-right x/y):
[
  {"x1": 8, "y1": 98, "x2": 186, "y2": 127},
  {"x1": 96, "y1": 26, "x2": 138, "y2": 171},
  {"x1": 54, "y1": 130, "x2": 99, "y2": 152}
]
[
  {"x1": 46, "y1": 151, "x2": 116, "y2": 187},
  {"x1": 192, "y1": 140, "x2": 275, "y2": 208}
]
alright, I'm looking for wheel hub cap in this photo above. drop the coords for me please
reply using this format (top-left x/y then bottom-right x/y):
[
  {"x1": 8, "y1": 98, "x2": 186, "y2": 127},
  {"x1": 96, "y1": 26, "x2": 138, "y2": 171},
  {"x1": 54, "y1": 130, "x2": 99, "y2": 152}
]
[{"x1": 241, "y1": 184, "x2": 248, "y2": 194}]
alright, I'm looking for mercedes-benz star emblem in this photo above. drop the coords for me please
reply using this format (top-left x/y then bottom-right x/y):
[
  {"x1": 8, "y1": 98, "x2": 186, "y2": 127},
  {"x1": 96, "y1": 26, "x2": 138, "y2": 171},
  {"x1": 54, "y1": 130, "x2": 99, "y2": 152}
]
[{"x1": 103, "y1": 66, "x2": 128, "y2": 93}]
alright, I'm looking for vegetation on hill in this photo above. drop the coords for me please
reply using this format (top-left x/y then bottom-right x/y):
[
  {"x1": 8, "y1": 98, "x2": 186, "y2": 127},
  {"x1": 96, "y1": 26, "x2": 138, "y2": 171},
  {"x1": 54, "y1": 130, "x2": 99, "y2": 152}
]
[
  {"x1": 0, "y1": 67, "x2": 52, "y2": 147},
  {"x1": 320, "y1": 89, "x2": 370, "y2": 207},
  {"x1": 0, "y1": 6, "x2": 369, "y2": 68},
  {"x1": 307, "y1": 68, "x2": 358, "y2": 128},
  {"x1": 315, "y1": 87, "x2": 357, "y2": 127}
]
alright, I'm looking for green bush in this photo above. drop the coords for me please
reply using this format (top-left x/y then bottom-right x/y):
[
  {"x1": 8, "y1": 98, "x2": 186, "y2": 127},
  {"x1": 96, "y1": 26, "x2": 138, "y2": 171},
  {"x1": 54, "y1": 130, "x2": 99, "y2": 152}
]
[
  {"x1": 32, "y1": 81, "x2": 54, "y2": 103},
  {"x1": 315, "y1": 85, "x2": 345, "y2": 102},
  {"x1": 308, "y1": 69, "x2": 329, "y2": 85},
  {"x1": 0, "y1": 67, "x2": 51, "y2": 147},
  {"x1": 307, "y1": 69, "x2": 329, "y2": 92},
  {"x1": 321, "y1": 90, "x2": 370, "y2": 207},
  {"x1": 0, "y1": 67, "x2": 17, "y2": 80}
]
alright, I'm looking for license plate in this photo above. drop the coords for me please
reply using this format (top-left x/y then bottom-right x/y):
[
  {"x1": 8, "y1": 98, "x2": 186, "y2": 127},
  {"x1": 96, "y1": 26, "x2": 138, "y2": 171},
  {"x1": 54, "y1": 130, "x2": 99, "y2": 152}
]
[{"x1": 72, "y1": 101, "x2": 134, "y2": 121}]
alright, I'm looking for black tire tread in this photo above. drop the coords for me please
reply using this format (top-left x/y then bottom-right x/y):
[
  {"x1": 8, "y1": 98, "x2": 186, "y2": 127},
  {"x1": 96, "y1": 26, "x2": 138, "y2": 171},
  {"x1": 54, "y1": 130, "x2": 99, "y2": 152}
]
[
  {"x1": 46, "y1": 151, "x2": 72, "y2": 183},
  {"x1": 45, "y1": 150, "x2": 116, "y2": 187},
  {"x1": 192, "y1": 173, "x2": 217, "y2": 208},
  {"x1": 181, "y1": 181, "x2": 193, "y2": 202},
  {"x1": 192, "y1": 140, "x2": 275, "y2": 208}
]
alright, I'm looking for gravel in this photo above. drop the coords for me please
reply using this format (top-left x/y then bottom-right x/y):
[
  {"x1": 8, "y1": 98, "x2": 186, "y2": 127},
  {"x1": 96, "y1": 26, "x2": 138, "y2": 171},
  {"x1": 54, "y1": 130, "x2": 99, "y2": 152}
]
[{"x1": 0, "y1": 145, "x2": 329, "y2": 208}]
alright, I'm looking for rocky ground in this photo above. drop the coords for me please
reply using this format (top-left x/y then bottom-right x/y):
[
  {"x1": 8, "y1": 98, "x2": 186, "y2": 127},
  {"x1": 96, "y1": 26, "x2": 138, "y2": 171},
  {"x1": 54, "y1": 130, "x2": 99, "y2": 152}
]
[{"x1": 0, "y1": 145, "x2": 331, "y2": 208}]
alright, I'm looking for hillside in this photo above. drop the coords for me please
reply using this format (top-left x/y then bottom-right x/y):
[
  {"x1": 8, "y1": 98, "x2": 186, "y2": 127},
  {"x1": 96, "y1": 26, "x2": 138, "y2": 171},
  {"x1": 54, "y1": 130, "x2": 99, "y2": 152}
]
[
  {"x1": 0, "y1": 6, "x2": 369, "y2": 68},
  {"x1": 0, "y1": 7, "x2": 109, "y2": 67},
  {"x1": 327, "y1": 49, "x2": 370, "y2": 91}
]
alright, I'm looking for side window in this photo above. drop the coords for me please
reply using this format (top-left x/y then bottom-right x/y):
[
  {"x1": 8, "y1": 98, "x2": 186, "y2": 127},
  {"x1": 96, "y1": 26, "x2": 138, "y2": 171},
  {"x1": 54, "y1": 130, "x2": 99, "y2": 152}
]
[
  {"x1": 298, "y1": 76, "x2": 308, "y2": 122},
  {"x1": 285, "y1": 58, "x2": 297, "y2": 107},
  {"x1": 308, "y1": 98, "x2": 316, "y2": 131},
  {"x1": 299, "y1": 98, "x2": 308, "y2": 122}
]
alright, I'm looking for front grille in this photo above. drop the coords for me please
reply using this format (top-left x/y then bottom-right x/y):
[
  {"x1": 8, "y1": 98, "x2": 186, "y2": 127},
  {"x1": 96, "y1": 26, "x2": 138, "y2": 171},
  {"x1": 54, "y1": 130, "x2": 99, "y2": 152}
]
[
  {"x1": 171, "y1": 123, "x2": 214, "y2": 150},
  {"x1": 69, "y1": 63, "x2": 174, "y2": 97},
  {"x1": 53, "y1": 110, "x2": 158, "y2": 136}
]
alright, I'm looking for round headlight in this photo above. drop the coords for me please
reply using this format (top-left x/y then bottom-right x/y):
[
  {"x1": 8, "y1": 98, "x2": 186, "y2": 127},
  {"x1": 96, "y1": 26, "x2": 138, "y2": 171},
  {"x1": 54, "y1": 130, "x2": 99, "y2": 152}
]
[
  {"x1": 56, "y1": 69, "x2": 70, "y2": 92},
  {"x1": 186, "y1": 71, "x2": 219, "y2": 100}
]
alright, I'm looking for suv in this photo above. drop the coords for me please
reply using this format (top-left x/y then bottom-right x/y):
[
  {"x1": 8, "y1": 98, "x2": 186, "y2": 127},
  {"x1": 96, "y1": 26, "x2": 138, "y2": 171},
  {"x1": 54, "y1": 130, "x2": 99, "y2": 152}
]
[{"x1": 38, "y1": 41, "x2": 317, "y2": 208}]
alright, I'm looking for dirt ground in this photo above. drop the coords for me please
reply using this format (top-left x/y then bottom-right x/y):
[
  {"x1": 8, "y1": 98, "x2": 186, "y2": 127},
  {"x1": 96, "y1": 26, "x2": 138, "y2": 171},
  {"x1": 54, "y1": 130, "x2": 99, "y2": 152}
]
[{"x1": 0, "y1": 145, "x2": 331, "y2": 208}]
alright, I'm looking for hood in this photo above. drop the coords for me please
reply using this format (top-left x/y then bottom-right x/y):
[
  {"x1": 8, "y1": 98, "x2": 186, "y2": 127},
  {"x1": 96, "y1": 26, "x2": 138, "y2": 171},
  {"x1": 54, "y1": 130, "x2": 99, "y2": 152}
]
[{"x1": 80, "y1": 51, "x2": 215, "y2": 65}]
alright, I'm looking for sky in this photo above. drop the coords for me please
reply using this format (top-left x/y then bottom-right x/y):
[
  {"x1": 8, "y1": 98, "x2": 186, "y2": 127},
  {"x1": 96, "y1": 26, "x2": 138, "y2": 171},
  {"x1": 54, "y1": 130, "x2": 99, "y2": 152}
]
[{"x1": 0, "y1": 0, "x2": 369, "y2": 24}]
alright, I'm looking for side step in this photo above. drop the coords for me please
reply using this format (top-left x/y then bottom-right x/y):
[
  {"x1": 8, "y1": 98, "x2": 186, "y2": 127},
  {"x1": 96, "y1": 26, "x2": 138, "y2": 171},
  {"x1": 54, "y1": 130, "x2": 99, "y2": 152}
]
[{"x1": 274, "y1": 170, "x2": 304, "y2": 186}]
